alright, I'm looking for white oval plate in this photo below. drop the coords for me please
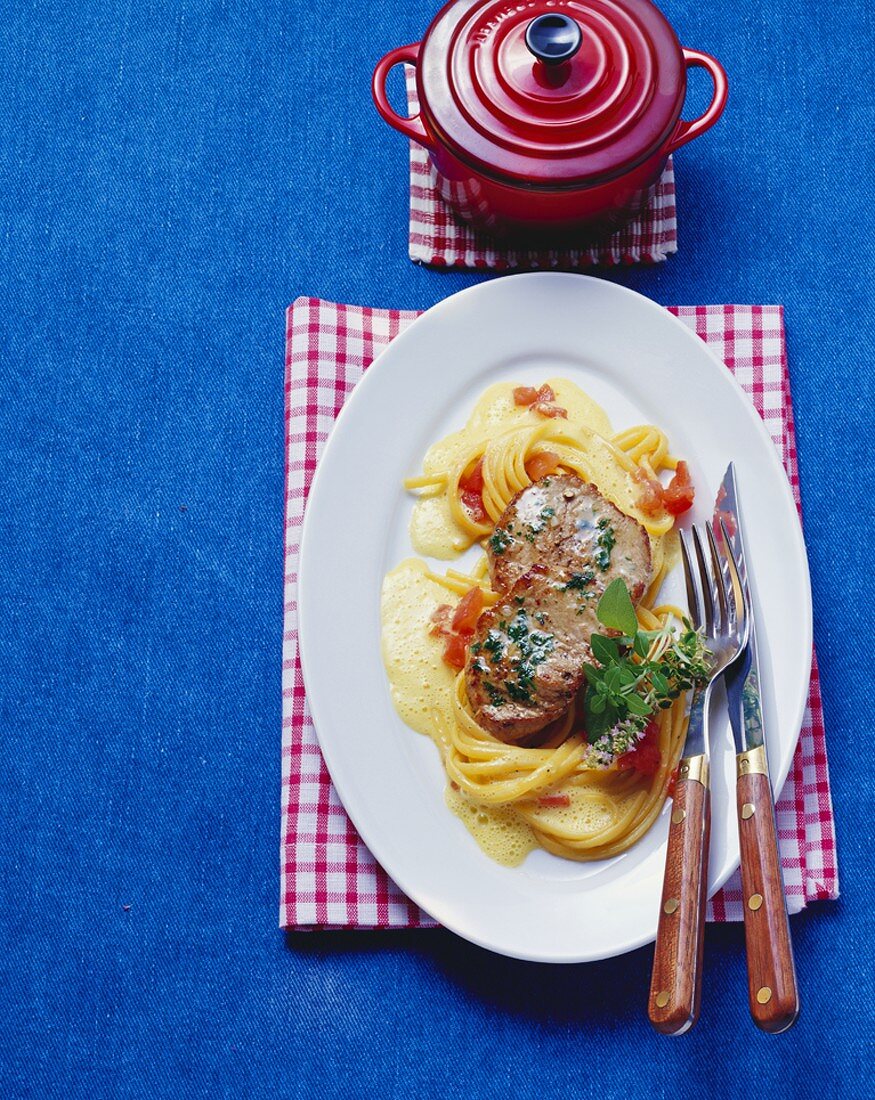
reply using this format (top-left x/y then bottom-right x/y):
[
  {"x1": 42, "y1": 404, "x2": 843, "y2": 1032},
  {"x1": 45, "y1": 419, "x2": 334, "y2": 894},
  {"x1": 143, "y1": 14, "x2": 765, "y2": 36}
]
[{"x1": 298, "y1": 273, "x2": 811, "y2": 963}]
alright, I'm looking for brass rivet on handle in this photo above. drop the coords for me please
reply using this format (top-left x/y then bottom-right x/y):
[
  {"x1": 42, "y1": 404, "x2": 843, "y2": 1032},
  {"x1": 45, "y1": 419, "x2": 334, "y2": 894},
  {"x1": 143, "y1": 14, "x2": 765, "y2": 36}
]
[
  {"x1": 757, "y1": 987, "x2": 773, "y2": 1005},
  {"x1": 671, "y1": 808, "x2": 686, "y2": 824},
  {"x1": 679, "y1": 764, "x2": 689, "y2": 777},
  {"x1": 741, "y1": 803, "x2": 755, "y2": 819},
  {"x1": 663, "y1": 898, "x2": 679, "y2": 915},
  {"x1": 748, "y1": 893, "x2": 764, "y2": 911},
  {"x1": 655, "y1": 991, "x2": 670, "y2": 1008}
]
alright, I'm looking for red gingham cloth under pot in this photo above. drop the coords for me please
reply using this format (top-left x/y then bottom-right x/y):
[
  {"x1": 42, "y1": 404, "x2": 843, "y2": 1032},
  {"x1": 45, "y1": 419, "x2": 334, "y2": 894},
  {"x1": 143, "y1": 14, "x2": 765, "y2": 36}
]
[
  {"x1": 281, "y1": 299, "x2": 839, "y2": 929},
  {"x1": 405, "y1": 70, "x2": 678, "y2": 271}
]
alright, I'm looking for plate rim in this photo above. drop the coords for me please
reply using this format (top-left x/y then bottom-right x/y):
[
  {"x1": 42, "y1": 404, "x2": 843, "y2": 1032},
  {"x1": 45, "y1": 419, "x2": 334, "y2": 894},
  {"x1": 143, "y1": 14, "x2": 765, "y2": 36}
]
[{"x1": 297, "y1": 272, "x2": 812, "y2": 962}]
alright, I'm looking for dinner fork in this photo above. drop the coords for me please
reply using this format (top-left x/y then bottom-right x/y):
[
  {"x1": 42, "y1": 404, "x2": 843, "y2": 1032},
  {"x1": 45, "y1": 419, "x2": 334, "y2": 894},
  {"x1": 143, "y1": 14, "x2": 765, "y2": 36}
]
[{"x1": 648, "y1": 521, "x2": 750, "y2": 1035}]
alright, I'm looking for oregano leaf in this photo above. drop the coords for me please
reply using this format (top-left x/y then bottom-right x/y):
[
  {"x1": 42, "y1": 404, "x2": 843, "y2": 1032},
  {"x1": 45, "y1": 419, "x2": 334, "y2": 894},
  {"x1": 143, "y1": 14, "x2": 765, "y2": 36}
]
[
  {"x1": 591, "y1": 633, "x2": 620, "y2": 666},
  {"x1": 596, "y1": 579, "x2": 638, "y2": 637}
]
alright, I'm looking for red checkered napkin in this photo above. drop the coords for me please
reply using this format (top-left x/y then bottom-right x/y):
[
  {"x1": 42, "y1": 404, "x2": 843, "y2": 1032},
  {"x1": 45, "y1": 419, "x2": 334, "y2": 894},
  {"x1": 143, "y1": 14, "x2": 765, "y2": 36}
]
[
  {"x1": 281, "y1": 299, "x2": 839, "y2": 929},
  {"x1": 405, "y1": 70, "x2": 678, "y2": 270}
]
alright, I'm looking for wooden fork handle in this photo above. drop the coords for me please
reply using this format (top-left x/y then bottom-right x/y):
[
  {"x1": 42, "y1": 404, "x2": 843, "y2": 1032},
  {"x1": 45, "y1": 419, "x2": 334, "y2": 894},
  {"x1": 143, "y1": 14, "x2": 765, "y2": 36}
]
[
  {"x1": 648, "y1": 756, "x2": 711, "y2": 1035},
  {"x1": 736, "y1": 755, "x2": 800, "y2": 1032}
]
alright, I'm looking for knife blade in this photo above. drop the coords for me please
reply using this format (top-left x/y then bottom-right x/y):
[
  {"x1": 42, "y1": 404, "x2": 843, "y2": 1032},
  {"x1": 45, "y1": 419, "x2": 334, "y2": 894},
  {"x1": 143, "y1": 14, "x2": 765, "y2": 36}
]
[{"x1": 716, "y1": 463, "x2": 765, "y2": 757}]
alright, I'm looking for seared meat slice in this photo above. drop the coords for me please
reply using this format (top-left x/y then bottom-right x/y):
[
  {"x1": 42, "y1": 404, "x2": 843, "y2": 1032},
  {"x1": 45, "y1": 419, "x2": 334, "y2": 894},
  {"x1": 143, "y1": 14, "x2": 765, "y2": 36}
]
[
  {"x1": 467, "y1": 475, "x2": 651, "y2": 741},
  {"x1": 486, "y1": 474, "x2": 650, "y2": 598}
]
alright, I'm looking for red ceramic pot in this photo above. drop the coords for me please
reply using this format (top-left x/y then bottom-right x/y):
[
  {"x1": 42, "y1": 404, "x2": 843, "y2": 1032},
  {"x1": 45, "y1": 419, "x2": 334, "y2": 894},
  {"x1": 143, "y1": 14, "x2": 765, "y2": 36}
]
[{"x1": 372, "y1": 0, "x2": 727, "y2": 240}]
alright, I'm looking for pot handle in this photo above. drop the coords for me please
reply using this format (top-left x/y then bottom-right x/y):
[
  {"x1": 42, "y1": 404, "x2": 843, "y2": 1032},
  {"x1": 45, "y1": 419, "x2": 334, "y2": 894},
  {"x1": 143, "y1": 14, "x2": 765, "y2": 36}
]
[
  {"x1": 372, "y1": 44, "x2": 433, "y2": 149},
  {"x1": 666, "y1": 49, "x2": 728, "y2": 153}
]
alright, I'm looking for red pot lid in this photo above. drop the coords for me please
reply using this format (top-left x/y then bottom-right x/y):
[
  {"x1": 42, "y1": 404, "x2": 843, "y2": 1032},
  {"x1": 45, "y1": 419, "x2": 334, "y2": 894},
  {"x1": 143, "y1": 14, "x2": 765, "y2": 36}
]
[{"x1": 417, "y1": 0, "x2": 686, "y2": 186}]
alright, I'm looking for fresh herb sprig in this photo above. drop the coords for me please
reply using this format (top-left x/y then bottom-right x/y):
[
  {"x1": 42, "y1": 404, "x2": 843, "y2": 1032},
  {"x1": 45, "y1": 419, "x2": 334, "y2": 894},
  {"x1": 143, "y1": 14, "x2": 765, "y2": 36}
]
[{"x1": 582, "y1": 578, "x2": 710, "y2": 742}]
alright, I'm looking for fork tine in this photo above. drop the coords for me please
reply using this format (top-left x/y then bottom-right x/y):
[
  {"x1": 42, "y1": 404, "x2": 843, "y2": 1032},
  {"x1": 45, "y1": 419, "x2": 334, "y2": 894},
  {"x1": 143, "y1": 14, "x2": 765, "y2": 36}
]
[
  {"x1": 706, "y1": 522, "x2": 728, "y2": 631},
  {"x1": 720, "y1": 519, "x2": 749, "y2": 647},
  {"x1": 692, "y1": 525, "x2": 715, "y2": 636},
  {"x1": 679, "y1": 530, "x2": 702, "y2": 629}
]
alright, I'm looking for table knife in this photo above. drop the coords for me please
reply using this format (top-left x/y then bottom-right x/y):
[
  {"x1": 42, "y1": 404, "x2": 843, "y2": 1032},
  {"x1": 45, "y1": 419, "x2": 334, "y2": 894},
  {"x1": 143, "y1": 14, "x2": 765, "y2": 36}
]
[{"x1": 718, "y1": 462, "x2": 800, "y2": 1032}]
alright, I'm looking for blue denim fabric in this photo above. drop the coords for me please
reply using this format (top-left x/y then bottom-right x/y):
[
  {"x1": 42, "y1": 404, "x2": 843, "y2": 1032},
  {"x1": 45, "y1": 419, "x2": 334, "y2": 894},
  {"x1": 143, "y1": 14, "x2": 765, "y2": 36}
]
[{"x1": 0, "y1": 0, "x2": 871, "y2": 1096}]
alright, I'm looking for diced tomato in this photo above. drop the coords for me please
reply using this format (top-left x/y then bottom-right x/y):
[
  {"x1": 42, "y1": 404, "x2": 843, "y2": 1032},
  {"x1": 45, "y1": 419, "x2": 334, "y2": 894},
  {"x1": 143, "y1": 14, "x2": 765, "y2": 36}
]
[
  {"x1": 617, "y1": 720, "x2": 661, "y2": 777},
  {"x1": 461, "y1": 489, "x2": 488, "y2": 524},
  {"x1": 515, "y1": 383, "x2": 557, "y2": 408},
  {"x1": 621, "y1": 743, "x2": 660, "y2": 777},
  {"x1": 513, "y1": 386, "x2": 539, "y2": 406},
  {"x1": 451, "y1": 586, "x2": 484, "y2": 633},
  {"x1": 442, "y1": 631, "x2": 468, "y2": 671},
  {"x1": 629, "y1": 742, "x2": 661, "y2": 777},
  {"x1": 459, "y1": 458, "x2": 487, "y2": 523},
  {"x1": 633, "y1": 461, "x2": 695, "y2": 518},
  {"x1": 661, "y1": 461, "x2": 695, "y2": 516},
  {"x1": 633, "y1": 468, "x2": 666, "y2": 517},
  {"x1": 537, "y1": 792, "x2": 571, "y2": 808},
  {"x1": 525, "y1": 450, "x2": 561, "y2": 481},
  {"x1": 429, "y1": 604, "x2": 453, "y2": 637},
  {"x1": 434, "y1": 589, "x2": 484, "y2": 670},
  {"x1": 459, "y1": 458, "x2": 484, "y2": 494},
  {"x1": 533, "y1": 402, "x2": 568, "y2": 419}
]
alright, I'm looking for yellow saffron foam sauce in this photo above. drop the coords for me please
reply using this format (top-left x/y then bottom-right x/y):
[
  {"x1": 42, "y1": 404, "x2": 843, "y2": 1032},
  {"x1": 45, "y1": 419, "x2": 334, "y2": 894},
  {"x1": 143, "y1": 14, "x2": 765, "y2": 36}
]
[{"x1": 381, "y1": 559, "x2": 539, "y2": 865}]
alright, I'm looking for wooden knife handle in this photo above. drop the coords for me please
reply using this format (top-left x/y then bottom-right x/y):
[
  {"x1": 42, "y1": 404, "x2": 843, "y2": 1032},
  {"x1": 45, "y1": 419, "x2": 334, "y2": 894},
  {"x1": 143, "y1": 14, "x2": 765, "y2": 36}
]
[
  {"x1": 648, "y1": 760, "x2": 711, "y2": 1035},
  {"x1": 736, "y1": 761, "x2": 800, "y2": 1032}
]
